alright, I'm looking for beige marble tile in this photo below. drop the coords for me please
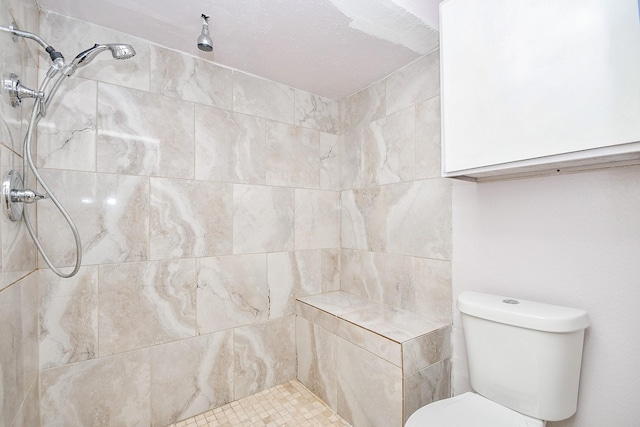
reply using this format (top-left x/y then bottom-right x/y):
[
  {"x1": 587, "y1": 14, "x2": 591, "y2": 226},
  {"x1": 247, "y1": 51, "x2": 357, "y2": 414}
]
[
  {"x1": 416, "y1": 95, "x2": 442, "y2": 179},
  {"x1": 7, "y1": 0, "x2": 38, "y2": 36},
  {"x1": 364, "y1": 106, "x2": 416, "y2": 185},
  {"x1": 297, "y1": 291, "x2": 380, "y2": 316},
  {"x1": 402, "y1": 326, "x2": 452, "y2": 377},
  {"x1": 341, "y1": 187, "x2": 386, "y2": 251},
  {"x1": 343, "y1": 80, "x2": 386, "y2": 130},
  {"x1": 40, "y1": 349, "x2": 150, "y2": 427},
  {"x1": 20, "y1": 271, "x2": 39, "y2": 393},
  {"x1": 361, "y1": 252, "x2": 415, "y2": 308},
  {"x1": 403, "y1": 358, "x2": 451, "y2": 424},
  {"x1": 39, "y1": 11, "x2": 150, "y2": 91},
  {"x1": 150, "y1": 46, "x2": 232, "y2": 109},
  {"x1": 150, "y1": 178, "x2": 232, "y2": 259},
  {"x1": 386, "y1": 179, "x2": 452, "y2": 260},
  {"x1": 233, "y1": 71, "x2": 294, "y2": 124},
  {"x1": 234, "y1": 316, "x2": 296, "y2": 400},
  {"x1": 337, "y1": 97, "x2": 347, "y2": 131},
  {"x1": 339, "y1": 304, "x2": 445, "y2": 344},
  {"x1": 266, "y1": 121, "x2": 320, "y2": 189},
  {"x1": 360, "y1": 327, "x2": 402, "y2": 367},
  {"x1": 296, "y1": 316, "x2": 338, "y2": 411},
  {"x1": 267, "y1": 252, "x2": 299, "y2": 319},
  {"x1": 39, "y1": 267, "x2": 98, "y2": 369},
  {"x1": 266, "y1": 249, "x2": 338, "y2": 318},
  {"x1": 333, "y1": 316, "x2": 365, "y2": 348},
  {"x1": 0, "y1": 273, "x2": 38, "y2": 427},
  {"x1": 337, "y1": 338, "x2": 402, "y2": 427},
  {"x1": 268, "y1": 251, "x2": 320, "y2": 318},
  {"x1": 0, "y1": 8, "x2": 25, "y2": 153},
  {"x1": 1, "y1": 147, "x2": 36, "y2": 289},
  {"x1": 339, "y1": 249, "x2": 363, "y2": 297},
  {"x1": 295, "y1": 90, "x2": 340, "y2": 133},
  {"x1": 150, "y1": 331, "x2": 234, "y2": 427},
  {"x1": 339, "y1": 127, "x2": 364, "y2": 190},
  {"x1": 296, "y1": 301, "x2": 340, "y2": 334},
  {"x1": 37, "y1": 75, "x2": 97, "y2": 171},
  {"x1": 320, "y1": 132, "x2": 341, "y2": 190},
  {"x1": 295, "y1": 189, "x2": 340, "y2": 250},
  {"x1": 0, "y1": 100, "x2": 20, "y2": 155},
  {"x1": 12, "y1": 377, "x2": 40, "y2": 427},
  {"x1": 36, "y1": 170, "x2": 149, "y2": 266},
  {"x1": 320, "y1": 248, "x2": 341, "y2": 293},
  {"x1": 20, "y1": 16, "x2": 39, "y2": 69},
  {"x1": 412, "y1": 257, "x2": 452, "y2": 323},
  {"x1": 195, "y1": 105, "x2": 265, "y2": 184},
  {"x1": 97, "y1": 83, "x2": 195, "y2": 179},
  {"x1": 0, "y1": 280, "x2": 23, "y2": 427},
  {"x1": 232, "y1": 184, "x2": 294, "y2": 253},
  {"x1": 98, "y1": 259, "x2": 197, "y2": 356},
  {"x1": 386, "y1": 49, "x2": 440, "y2": 116},
  {"x1": 196, "y1": 254, "x2": 268, "y2": 334}
]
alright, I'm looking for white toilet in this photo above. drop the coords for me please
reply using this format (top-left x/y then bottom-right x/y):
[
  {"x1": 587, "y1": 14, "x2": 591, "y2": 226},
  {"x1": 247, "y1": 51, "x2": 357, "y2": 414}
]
[{"x1": 406, "y1": 291, "x2": 590, "y2": 427}]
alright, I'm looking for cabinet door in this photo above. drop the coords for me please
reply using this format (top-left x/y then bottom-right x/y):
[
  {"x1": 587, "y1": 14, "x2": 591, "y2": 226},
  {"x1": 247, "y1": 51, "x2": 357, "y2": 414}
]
[{"x1": 441, "y1": 0, "x2": 640, "y2": 176}]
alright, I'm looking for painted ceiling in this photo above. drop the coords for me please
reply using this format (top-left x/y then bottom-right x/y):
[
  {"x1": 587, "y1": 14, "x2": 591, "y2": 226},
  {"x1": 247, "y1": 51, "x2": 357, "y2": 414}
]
[{"x1": 36, "y1": 0, "x2": 441, "y2": 100}]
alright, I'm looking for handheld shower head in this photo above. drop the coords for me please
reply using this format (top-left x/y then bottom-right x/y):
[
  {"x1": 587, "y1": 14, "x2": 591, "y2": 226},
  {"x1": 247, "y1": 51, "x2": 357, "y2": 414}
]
[
  {"x1": 197, "y1": 14, "x2": 213, "y2": 52},
  {"x1": 71, "y1": 43, "x2": 136, "y2": 69},
  {"x1": 108, "y1": 44, "x2": 136, "y2": 60}
]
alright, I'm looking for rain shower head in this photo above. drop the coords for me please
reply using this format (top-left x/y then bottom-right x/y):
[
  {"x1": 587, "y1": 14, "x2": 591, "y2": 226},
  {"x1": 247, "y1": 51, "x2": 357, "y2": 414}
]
[
  {"x1": 70, "y1": 43, "x2": 136, "y2": 69},
  {"x1": 197, "y1": 14, "x2": 213, "y2": 52}
]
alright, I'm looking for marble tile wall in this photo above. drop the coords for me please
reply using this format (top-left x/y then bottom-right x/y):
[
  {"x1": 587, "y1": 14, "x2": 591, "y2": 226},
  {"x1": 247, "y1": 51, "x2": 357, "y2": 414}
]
[
  {"x1": 339, "y1": 48, "x2": 453, "y2": 324},
  {"x1": 296, "y1": 292, "x2": 451, "y2": 427},
  {"x1": 13, "y1": 8, "x2": 452, "y2": 427},
  {"x1": 0, "y1": 0, "x2": 40, "y2": 425},
  {"x1": 35, "y1": 10, "x2": 342, "y2": 427},
  {"x1": 335, "y1": 48, "x2": 454, "y2": 425}
]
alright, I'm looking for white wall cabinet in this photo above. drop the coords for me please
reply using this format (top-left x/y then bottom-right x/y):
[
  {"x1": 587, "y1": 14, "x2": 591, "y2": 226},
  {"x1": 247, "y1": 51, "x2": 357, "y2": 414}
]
[{"x1": 440, "y1": 0, "x2": 640, "y2": 180}]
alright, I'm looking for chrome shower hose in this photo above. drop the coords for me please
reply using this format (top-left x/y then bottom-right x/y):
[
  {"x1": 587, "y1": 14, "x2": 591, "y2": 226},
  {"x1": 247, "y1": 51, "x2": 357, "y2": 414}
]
[{"x1": 22, "y1": 70, "x2": 82, "y2": 278}]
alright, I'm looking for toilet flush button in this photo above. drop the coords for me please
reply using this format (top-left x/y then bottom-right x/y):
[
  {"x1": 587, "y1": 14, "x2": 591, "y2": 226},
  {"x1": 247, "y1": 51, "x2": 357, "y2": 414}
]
[{"x1": 502, "y1": 299, "x2": 520, "y2": 305}]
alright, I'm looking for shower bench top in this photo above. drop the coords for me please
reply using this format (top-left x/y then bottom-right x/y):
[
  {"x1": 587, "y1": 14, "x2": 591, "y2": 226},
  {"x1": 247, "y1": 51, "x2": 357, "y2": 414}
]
[{"x1": 296, "y1": 291, "x2": 451, "y2": 372}]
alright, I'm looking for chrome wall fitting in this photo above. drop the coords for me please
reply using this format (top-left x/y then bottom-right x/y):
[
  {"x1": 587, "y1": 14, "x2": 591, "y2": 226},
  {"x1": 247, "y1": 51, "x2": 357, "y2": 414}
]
[
  {"x1": 9, "y1": 21, "x2": 18, "y2": 42},
  {"x1": 2, "y1": 170, "x2": 47, "y2": 221},
  {"x1": 2, "y1": 170, "x2": 23, "y2": 221},
  {"x1": 2, "y1": 73, "x2": 44, "y2": 108}
]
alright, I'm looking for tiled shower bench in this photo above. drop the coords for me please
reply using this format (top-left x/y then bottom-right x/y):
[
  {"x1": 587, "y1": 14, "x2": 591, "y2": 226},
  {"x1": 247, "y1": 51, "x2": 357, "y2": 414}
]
[{"x1": 295, "y1": 291, "x2": 452, "y2": 427}]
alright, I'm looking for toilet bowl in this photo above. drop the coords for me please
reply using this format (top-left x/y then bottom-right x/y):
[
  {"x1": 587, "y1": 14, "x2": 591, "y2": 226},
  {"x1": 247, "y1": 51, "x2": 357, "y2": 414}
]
[
  {"x1": 405, "y1": 291, "x2": 589, "y2": 426},
  {"x1": 405, "y1": 392, "x2": 545, "y2": 427}
]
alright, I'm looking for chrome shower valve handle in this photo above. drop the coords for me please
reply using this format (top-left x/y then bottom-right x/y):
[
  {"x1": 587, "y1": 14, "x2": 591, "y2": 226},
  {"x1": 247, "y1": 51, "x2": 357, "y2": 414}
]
[
  {"x1": 11, "y1": 188, "x2": 48, "y2": 204},
  {"x1": 2, "y1": 170, "x2": 47, "y2": 221}
]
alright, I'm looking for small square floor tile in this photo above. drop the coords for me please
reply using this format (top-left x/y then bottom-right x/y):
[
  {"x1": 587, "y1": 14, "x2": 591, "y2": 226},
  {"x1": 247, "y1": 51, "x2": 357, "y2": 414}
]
[{"x1": 171, "y1": 380, "x2": 351, "y2": 427}]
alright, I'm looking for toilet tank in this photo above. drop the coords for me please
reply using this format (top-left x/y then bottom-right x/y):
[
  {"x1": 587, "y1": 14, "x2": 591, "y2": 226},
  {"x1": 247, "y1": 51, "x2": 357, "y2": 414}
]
[{"x1": 458, "y1": 291, "x2": 590, "y2": 422}]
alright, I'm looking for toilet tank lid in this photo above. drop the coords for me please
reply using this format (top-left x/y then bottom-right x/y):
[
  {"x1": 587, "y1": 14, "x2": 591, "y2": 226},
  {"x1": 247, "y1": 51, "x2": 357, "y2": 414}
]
[{"x1": 458, "y1": 292, "x2": 590, "y2": 333}]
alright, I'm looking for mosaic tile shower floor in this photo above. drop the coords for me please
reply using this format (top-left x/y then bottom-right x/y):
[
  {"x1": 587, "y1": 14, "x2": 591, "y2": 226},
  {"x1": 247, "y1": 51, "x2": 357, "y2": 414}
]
[{"x1": 170, "y1": 380, "x2": 352, "y2": 427}]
